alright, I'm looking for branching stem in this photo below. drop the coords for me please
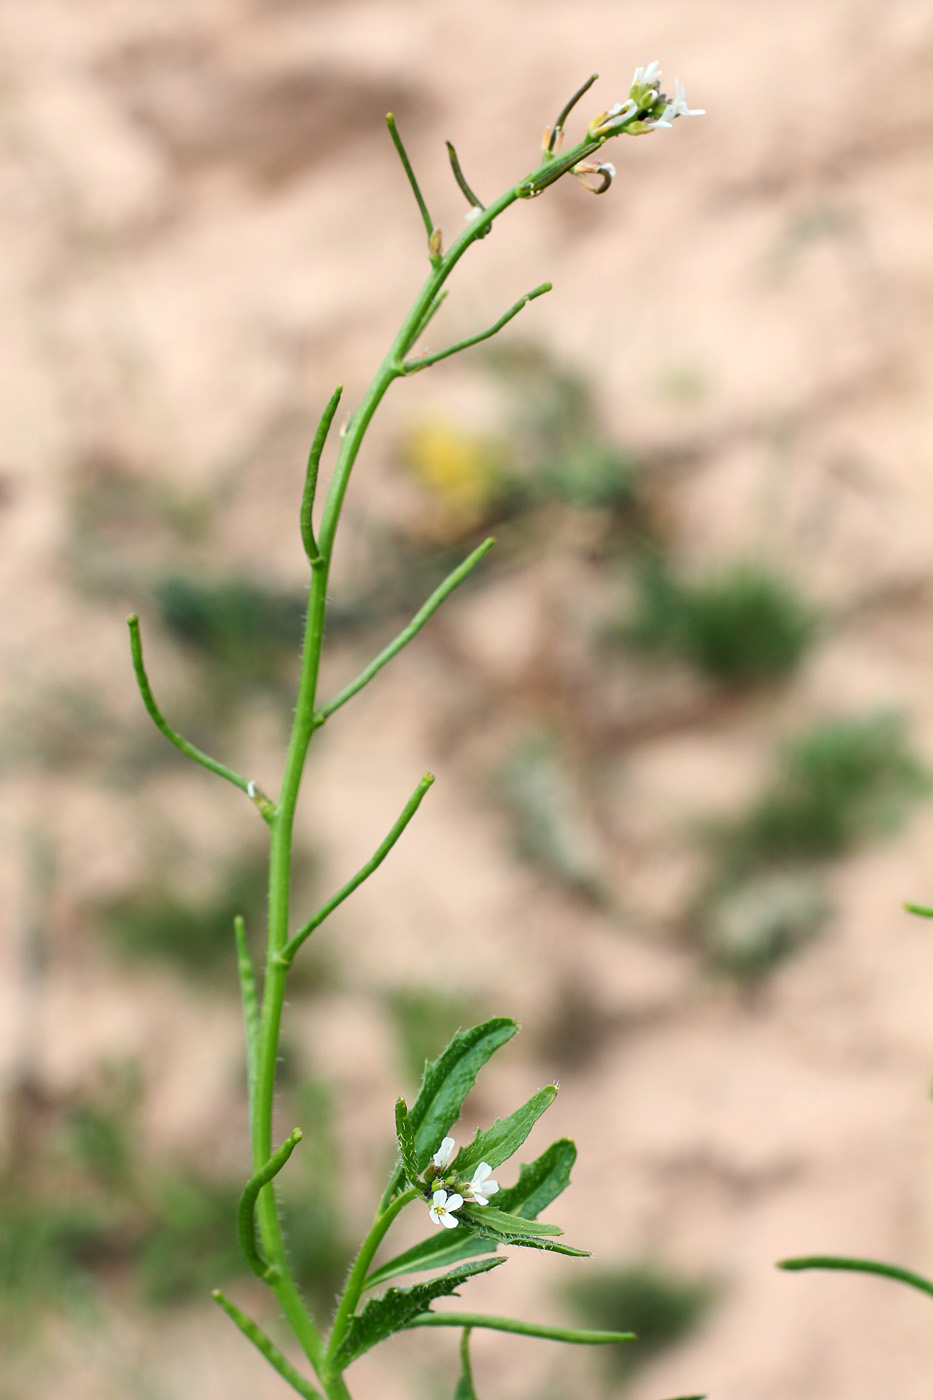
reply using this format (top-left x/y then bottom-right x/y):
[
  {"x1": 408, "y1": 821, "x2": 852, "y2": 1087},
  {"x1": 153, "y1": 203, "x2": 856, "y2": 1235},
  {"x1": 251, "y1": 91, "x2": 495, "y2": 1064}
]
[{"x1": 192, "y1": 96, "x2": 644, "y2": 1398}]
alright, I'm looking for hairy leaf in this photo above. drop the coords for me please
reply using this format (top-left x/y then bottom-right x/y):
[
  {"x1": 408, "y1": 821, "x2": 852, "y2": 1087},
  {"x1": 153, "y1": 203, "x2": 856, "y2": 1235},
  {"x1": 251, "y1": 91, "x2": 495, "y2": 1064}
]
[
  {"x1": 460, "y1": 1205, "x2": 589, "y2": 1258},
  {"x1": 332, "y1": 1257, "x2": 504, "y2": 1369},
  {"x1": 452, "y1": 1085, "x2": 557, "y2": 1176},
  {"x1": 382, "y1": 1019, "x2": 516, "y2": 1206},
  {"x1": 495, "y1": 1138, "x2": 576, "y2": 1219},
  {"x1": 366, "y1": 1229, "x2": 493, "y2": 1291},
  {"x1": 460, "y1": 1206, "x2": 562, "y2": 1237}
]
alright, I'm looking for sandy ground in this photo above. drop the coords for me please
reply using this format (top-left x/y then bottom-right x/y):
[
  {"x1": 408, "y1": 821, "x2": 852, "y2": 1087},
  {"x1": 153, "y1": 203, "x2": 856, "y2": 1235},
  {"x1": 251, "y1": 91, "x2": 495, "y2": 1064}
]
[{"x1": 3, "y1": 1, "x2": 933, "y2": 1398}]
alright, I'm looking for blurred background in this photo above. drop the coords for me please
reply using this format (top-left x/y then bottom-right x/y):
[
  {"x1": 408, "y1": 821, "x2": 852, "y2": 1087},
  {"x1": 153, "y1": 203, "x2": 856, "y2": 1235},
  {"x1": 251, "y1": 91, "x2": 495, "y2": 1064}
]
[{"x1": 2, "y1": 1, "x2": 933, "y2": 1396}]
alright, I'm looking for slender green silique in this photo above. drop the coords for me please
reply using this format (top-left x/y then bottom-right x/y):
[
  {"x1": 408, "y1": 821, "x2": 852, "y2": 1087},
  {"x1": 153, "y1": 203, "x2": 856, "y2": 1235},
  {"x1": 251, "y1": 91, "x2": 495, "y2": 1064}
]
[
  {"x1": 280, "y1": 774, "x2": 435, "y2": 967},
  {"x1": 238, "y1": 1127, "x2": 303, "y2": 1279},
  {"x1": 233, "y1": 915, "x2": 260, "y2": 1120},
  {"x1": 406, "y1": 1313, "x2": 637, "y2": 1344},
  {"x1": 212, "y1": 1289, "x2": 325, "y2": 1399},
  {"x1": 301, "y1": 385, "x2": 343, "y2": 565},
  {"x1": 127, "y1": 614, "x2": 255, "y2": 803},
  {"x1": 316, "y1": 539, "x2": 495, "y2": 723},
  {"x1": 779, "y1": 1255, "x2": 933, "y2": 1300},
  {"x1": 127, "y1": 72, "x2": 698, "y2": 1400}
]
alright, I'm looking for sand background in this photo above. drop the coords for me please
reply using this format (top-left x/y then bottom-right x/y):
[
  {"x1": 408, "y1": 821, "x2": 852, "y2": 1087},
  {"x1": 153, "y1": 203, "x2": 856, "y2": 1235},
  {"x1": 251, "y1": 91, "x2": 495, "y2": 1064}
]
[{"x1": 2, "y1": 1, "x2": 933, "y2": 1397}]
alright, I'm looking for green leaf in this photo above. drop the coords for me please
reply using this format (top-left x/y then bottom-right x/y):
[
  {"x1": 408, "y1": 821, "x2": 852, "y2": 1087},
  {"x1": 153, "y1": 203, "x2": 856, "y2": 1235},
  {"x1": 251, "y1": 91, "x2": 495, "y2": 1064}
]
[
  {"x1": 410, "y1": 1018, "x2": 517, "y2": 1164},
  {"x1": 496, "y1": 1138, "x2": 576, "y2": 1218},
  {"x1": 332, "y1": 1257, "x2": 505, "y2": 1370},
  {"x1": 460, "y1": 1205, "x2": 589, "y2": 1258},
  {"x1": 461, "y1": 1206, "x2": 561, "y2": 1237},
  {"x1": 452, "y1": 1085, "x2": 557, "y2": 1176},
  {"x1": 454, "y1": 1327, "x2": 477, "y2": 1400},
  {"x1": 382, "y1": 1018, "x2": 517, "y2": 1205},
  {"x1": 395, "y1": 1098, "x2": 420, "y2": 1184},
  {"x1": 906, "y1": 901, "x2": 933, "y2": 918},
  {"x1": 365, "y1": 1228, "x2": 493, "y2": 1291},
  {"x1": 365, "y1": 1139, "x2": 576, "y2": 1290}
]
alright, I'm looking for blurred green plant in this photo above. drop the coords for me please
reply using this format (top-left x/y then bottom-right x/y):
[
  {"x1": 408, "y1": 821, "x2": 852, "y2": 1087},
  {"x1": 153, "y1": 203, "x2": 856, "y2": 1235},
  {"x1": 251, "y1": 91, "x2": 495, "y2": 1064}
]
[
  {"x1": 99, "y1": 849, "x2": 272, "y2": 979},
  {"x1": 496, "y1": 731, "x2": 605, "y2": 900},
  {"x1": 692, "y1": 713, "x2": 929, "y2": 982},
  {"x1": 561, "y1": 1261, "x2": 716, "y2": 1378},
  {"x1": 712, "y1": 712, "x2": 930, "y2": 875},
  {"x1": 0, "y1": 1060, "x2": 349, "y2": 1333},
  {"x1": 486, "y1": 343, "x2": 641, "y2": 514},
  {"x1": 699, "y1": 870, "x2": 830, "y2": 982},
  {"x1": 623, "y1": 558, "x2": 817, "y2": 685},
  {"x1": 153, "y1": 574, "x2": 306, "y2": 686}
]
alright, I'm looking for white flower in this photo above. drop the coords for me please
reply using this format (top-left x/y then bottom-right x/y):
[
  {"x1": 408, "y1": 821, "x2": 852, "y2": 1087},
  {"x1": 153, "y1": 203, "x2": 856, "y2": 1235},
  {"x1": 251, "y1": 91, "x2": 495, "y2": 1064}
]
[
  {"x1": 643, "y1": 79, "x2": 706, "y2": 131},
  {"x1": 632, "y1": 60, "x2": 662, "y2": 87},
  {"x1": 432, "y1": 1137, "x2": 456, "y2": 1169},
  {"x1": 468, "y1": 1162, "x2": 499, "y2": 1206},
  {"x1": 464, "y1": 206, "x2": 483, "y2": 223},
  {"x1": 428, "y1": 1188, "x2": 463, "y2": 1229},
  {"x1": 665, "y1": 79, "x2": 705, "y2": 120}
]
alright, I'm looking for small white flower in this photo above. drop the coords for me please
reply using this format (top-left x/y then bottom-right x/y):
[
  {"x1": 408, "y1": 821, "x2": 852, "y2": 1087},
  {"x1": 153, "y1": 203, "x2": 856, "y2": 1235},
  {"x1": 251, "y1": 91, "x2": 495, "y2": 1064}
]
[
  {"x1": 428, "y1": 1189, "x2": 463, "y2": 1229},
  {"x1": 464, "y1": 206, "x2": 483, "y2": 223},
  {"x1": 665, "y1": 79, "x2": 705, "y2": 119},
  {"x1": 632, "y1": 60, "x2": 662, "y2": 87},
  {"x1": 432, "y1": 1137, "x2": 456, "y2": 1169},
  {"x1": 468, "y1": 1162, "x2": 499, "y2": 1206}
]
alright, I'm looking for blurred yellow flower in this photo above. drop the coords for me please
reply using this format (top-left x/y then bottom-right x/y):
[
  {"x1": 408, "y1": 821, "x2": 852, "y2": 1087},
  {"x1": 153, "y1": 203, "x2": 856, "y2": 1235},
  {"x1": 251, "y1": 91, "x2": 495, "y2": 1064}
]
[{"x1": 403, "y1": 419, "x2": 501, "y2": 514}]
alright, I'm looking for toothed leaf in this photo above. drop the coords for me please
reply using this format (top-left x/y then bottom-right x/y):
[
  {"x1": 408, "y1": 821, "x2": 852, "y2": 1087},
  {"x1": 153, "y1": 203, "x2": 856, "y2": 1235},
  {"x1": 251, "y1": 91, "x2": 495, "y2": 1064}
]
[
  {"x1": 453, "y1": 1085, "x2": 557, "y2": 1175},
  {"x1": 332, "y1": 1257, "x2": 504, "y2": 1369}
]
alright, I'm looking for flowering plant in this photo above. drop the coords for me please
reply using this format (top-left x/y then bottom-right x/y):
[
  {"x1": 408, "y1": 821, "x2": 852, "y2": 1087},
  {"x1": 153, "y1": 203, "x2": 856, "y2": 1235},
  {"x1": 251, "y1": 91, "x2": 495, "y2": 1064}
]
[{"x1": 128, "y1": 65, "x2": 704, "y2": 1400}]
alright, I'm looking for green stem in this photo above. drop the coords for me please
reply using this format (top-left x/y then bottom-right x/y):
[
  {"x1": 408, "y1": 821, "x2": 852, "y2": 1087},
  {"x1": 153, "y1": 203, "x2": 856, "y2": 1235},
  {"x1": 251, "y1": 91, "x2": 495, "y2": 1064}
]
[
  {"x1": 317, "y1": 539, "x2": 495, "y2": 722},
  {"x1": 326, "y1": 1188, "x2": 420, "y2": 1370},
  {"x1": 406, "y1": 1313, "x2": 637, "y2": 1344},
  {"x1": 778, "y1": 1255, "x2": 933, "y2": 1299}
]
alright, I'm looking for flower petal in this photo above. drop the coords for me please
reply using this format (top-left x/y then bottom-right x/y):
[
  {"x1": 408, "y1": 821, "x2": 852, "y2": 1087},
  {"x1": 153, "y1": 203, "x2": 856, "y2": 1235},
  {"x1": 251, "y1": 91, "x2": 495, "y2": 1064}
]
[{"x1": 432, "y1": 1137, "x2": 456, "y2": 1168}]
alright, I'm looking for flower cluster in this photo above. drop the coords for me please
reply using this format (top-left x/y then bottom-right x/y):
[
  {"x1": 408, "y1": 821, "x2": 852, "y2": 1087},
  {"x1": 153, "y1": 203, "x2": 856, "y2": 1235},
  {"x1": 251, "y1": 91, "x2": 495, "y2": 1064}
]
[
  {"x1": 425, "y1": 1136, "x2": 500, "y2": 1229},
  {"x1": 587, "y1": 60, "x2": 704, "y2": 141}
]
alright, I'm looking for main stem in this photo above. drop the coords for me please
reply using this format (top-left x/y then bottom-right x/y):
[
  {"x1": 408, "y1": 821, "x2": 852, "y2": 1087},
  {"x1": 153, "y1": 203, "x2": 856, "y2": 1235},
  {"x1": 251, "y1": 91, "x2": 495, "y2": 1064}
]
[{"x1": 244, "y1": 125, "x2": 611, "y2": 1395}]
